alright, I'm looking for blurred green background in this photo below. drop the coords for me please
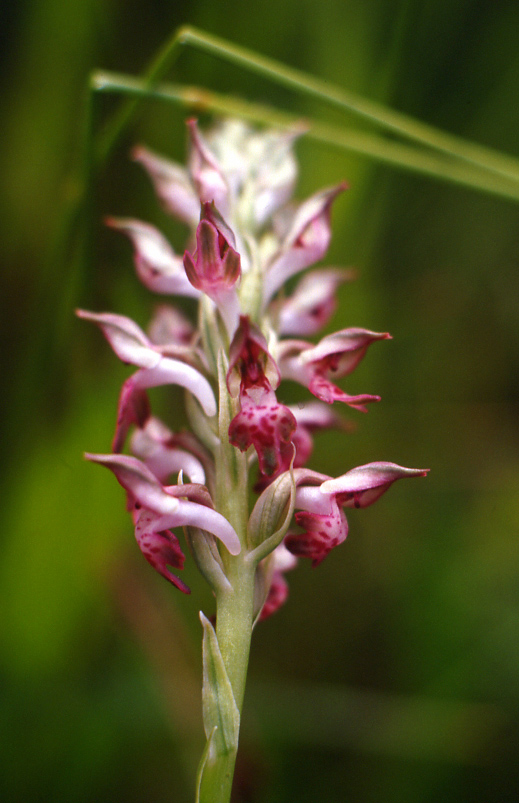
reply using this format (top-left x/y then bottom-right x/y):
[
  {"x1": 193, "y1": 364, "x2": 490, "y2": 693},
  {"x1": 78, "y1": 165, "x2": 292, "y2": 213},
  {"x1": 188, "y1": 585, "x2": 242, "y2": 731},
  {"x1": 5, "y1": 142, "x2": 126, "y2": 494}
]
[{"x1": 1, "y1": 1, "x2": 519, "y2": 801}]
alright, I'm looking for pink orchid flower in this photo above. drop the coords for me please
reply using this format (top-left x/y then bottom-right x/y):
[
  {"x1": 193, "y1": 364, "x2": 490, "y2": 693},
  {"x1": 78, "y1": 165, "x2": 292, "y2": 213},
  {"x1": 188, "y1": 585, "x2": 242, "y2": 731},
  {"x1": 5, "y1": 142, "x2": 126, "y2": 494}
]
[
  {"x1": 277, "y1": 267, "x2": 355, "y2": 336},
  {"x1": 227, "y1": 317, "x2": 296, "y2": 477},
  {"x1": 262, "y1": 183, "x2": 347, "y2": 305},
  {"x1": 183, "y1": 203, "x2": 241, "y2": 337},
  {"x1": 76, "y1": 310, "x2": 216, "y2": 450},
  {"x1": 278, "y1": 328, "x2": 390, "y2": 410},
  {"x1": 132, "y1": 144, "x2": 200, "y2": 227},
  {"x1": 130, "y1": 417, "x2": 207, "y2": 486},
  {"x1": 258, "y1": 543, "x2": 298, "y2": 621},
  {"x1": 86, "y1": 453, "x2": 241, "y2": 588},
  {"x1": 286, "y1": 463, "x2": 429, "y2": 565},
  {"x1": 106, "y1": 218, "x2": 200, "y2": 297}
]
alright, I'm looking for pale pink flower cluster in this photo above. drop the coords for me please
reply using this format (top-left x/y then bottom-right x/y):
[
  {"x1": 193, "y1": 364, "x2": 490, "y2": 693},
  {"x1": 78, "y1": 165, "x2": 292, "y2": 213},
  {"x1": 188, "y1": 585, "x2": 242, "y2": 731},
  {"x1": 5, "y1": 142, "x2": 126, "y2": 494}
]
[{"x1": 79, "y1": 119, "x2": 427, "y2": 617}]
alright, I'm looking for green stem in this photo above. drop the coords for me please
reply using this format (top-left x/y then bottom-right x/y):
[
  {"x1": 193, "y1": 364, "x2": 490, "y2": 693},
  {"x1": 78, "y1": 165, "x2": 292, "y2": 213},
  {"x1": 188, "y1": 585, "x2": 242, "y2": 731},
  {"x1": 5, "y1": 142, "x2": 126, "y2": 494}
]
[
  {"x1": 198, "y1": 557, "x2": 256, "y2": 803},
  {"x1": 195, "y1": 344, "x2": 256, "y2": 802}
]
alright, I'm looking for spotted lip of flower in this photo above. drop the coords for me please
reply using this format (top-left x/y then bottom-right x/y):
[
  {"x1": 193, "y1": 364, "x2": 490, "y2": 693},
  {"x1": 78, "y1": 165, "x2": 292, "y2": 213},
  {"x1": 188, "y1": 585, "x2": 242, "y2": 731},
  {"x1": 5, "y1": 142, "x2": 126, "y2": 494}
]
[
  {"x1": 286, "y1": 462, "x2": 429, "y2": 566},
  {"x1": 85, "y1": 453, "x2": 241, "y2": 590},
  {"x1": 227, "y1": 317, "x2": 296, "y2": 478}
]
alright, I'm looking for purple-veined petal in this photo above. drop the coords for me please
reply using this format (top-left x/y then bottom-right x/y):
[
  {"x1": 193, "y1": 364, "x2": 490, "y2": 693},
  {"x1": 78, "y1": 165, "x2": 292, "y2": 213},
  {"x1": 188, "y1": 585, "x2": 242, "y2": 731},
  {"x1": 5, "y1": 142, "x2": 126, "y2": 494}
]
[
  {"x1": 86, "y1": 453, "x2": 240, "y2": 555},
  {"x1": 320, "y1": 462, "x2": 429, "y2": 508},
  {"x1": 307, "y1": 379, "x2": 380, "y2": 411},
  {"x1": 277, "y1": 329, "x2": 389, "y2": 411},
  {"x1": 77, "y1": 309, "x2": 156, "y2": 367},
  {"x1": 263, "y1": 183, "x2": 347, "y2": 305},
  {"x1": 183, "y1": 219, "x2": 241, "y2": 293},
  {"x1": 183, "y1": 210, "x2": 241, "y2": 337},
  {"x1": 147, "y1": 304, "x2": 195, "y2": 347},
  {"x1": 227, "y1": 316, "x2": 280, "y2": 396},
  {"x1": 86, "y1": 453, "x2": 181, "y2": 514},
  {"x1": 299, "y1": 328, "x2": 391, "y2": 376},
  {"x1": 78, "y1": 310, "x2": 216, "y2": 418},
  {"x1": 187, "y1": 119, "x2": 230, "y2": 216},
  {"x1": 132, "y1": 144, "x2": 200, "y2": 226},
  {"x1": 112, "y1": 355, "x2": 217, "y2": 451},
  {"x1": 128, "y1": 357, "x2": 217, "y2": 416},
  {"x1": 277, "y1": 268, "x2": 355, "y2": 336},
  {"x1": 286, "y1": 462, "x2": 428, "y2": 564},
  {"x1": 131, "y1": 419, "x2": 206, "y2": 485},
  {"x1": 106, "y1": 218, "x2": 199, "y2": 297}
]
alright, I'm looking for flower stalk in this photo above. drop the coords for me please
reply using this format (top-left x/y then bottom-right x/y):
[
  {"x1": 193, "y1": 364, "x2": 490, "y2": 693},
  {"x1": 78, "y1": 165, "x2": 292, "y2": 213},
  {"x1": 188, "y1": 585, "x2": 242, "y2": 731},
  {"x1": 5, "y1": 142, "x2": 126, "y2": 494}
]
[{"x1": 79, "y1": 118, "x2": 428, "y2": 802}]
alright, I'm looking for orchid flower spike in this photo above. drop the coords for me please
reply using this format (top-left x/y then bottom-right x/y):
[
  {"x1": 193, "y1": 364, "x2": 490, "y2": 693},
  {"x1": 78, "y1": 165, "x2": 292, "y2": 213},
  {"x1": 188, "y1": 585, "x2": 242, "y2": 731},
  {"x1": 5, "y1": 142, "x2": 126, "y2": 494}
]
[{"x1": 79, "y1": 117, "x2": 427, "y2": 616}]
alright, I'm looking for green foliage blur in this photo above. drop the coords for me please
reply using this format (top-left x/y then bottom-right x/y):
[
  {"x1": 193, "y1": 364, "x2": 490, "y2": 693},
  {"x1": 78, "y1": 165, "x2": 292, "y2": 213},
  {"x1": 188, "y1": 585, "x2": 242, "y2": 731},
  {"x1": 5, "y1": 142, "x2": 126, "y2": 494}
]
[{"x1": 1, "y1": 1, "x2": 519, "y2": 800}]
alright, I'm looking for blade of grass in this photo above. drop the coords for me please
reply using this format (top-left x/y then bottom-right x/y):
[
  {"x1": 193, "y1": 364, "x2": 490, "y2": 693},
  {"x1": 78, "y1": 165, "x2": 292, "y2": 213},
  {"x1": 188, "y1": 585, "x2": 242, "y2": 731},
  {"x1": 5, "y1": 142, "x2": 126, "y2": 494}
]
[
  {"x1": 176, "y1": 26, "x2": 519, "y2": 185},
  {"x1": 92, "y1": 71, "x2": 519, "y2": 203}
]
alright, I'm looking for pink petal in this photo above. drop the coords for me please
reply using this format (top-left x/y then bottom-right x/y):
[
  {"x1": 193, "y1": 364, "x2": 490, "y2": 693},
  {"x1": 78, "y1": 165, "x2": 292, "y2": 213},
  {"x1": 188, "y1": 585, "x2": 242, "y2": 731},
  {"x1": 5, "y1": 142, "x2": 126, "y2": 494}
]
[
  {"x1": 286, "y1": 483, "x2": 348, "y2": 566},
  {"x1": 132, "y1": 145, "x2": 200, "y2": 226},
  {"x1": 227, "y1": 316, "x2": 280, "y2": 396},
  {"x1": 277, "y1": 330, "x2": 388, "y2": 411},
  {"x1": 111, "y1": 356, "x2": 216, "y2": 450},
  {"x1": 129, "y1": 357, "x2": 217, "y2": 416},
  {"x1": 172, "y1": 499, "x2": 241, "y2": 555},
  {"x1": 187, "y1": 119, "x2": 230, "y2": 216},
  {"x1": 147, "y1": 304, "x2": 195, "y2": 347},
  {"x1": 263, "y1": 183, "x2": 347, "y2": 304},
  {"x1": 320, "y1": 462, "x2": 429, "y2": 508},
  {"x1": 86, "y1": 453, "x2": 181, "y2": 512},
  {"x1": 183, "y1": 211, "x2": 241, "y2": 337},
  {"x1": 106, "y1": 218, "x2": 199, "y2": 297},
  {"x1": 307, "y1": 376, "x2": 381, "y2": 411},
  {"x1": 131, "y1": 419, "x2": 206, "y2": 485},
  {"x1": 258, "y1": 544, "x2": 298, "y2": 621},
  {"x1": 300, "y1": 328, "x2": 391, "y2": 377},
  {"x1": 112, "y1": 384, "x2": 150, "y2": 453},
  {"x1": 76, "y1": 309, "x2": 155, "y2": 367},
  {"x1": 183, "y1": 219, "x2": 241, "y2": 294},
  {"x1": 86, "y1": 453, "x2": 241, "y2": 555},
  {"x1": 277, "y1": 269, "x2": 355, "y2": 336}
]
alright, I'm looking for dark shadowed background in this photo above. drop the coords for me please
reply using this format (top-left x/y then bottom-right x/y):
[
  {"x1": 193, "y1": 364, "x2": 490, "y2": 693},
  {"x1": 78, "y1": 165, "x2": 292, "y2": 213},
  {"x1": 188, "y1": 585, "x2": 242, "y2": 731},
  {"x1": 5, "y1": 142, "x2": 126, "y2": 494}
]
[{"x1": 1, "y1": 1, "x2": 519, "y2": 801}]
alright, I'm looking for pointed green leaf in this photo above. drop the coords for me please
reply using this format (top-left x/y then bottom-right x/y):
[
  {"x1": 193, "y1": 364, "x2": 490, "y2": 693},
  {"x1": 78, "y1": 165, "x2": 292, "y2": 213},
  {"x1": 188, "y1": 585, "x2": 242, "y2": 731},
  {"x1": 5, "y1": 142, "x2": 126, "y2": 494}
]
[{"x1": 200, "y1": 611, "x2": 240, "y2": 757}]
